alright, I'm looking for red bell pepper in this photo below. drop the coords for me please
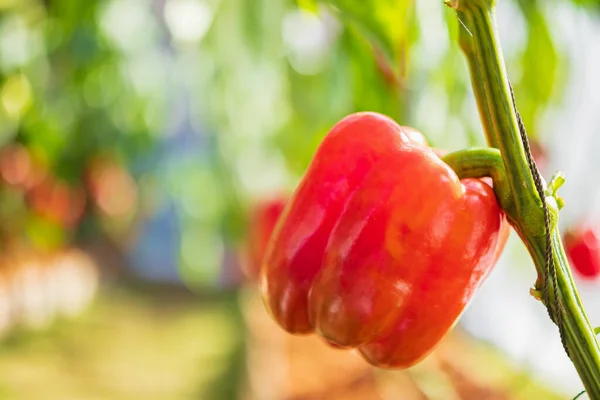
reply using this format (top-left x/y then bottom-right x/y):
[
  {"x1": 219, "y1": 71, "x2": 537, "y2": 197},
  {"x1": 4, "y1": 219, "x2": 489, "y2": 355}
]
[
  {"x1": 260, "y1": 112, "x2": 509, "y2": 368},
  {"x1": 565, "y1": 227, "x2": 600, "y2": 280}
]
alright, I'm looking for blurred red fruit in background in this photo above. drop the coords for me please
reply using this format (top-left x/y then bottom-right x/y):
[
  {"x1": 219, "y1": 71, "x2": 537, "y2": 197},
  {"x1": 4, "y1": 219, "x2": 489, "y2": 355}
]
[
  {"x1": 241, "y1": 196, "x2": 287, "y2": 280},
  {"x1": 26, "y1": 177, "x2": 86, "y2": 228},
  {"x1": 85, "y1": 156, "x2": 138, "y2": 219},
  {"x1": 564, "y1": 227, "x2": 600, "y2": 280}
]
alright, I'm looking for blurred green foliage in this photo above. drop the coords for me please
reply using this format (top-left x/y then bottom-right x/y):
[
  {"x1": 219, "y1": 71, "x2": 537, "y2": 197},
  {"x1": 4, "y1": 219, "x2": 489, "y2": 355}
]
[{"x1": 0, "y1": 0, "x2": 591, "y2": 287}]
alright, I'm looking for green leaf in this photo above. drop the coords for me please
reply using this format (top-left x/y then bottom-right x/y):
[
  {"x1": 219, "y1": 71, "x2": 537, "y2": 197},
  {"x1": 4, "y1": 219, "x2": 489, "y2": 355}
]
[
  {"x1": 515, "y1": 0, "x2": 561, "y2": 138},
  {"x1": 297, "y1": 0, "x2": 319, "y2": 12},
  {"x1": 321, "y1": 0, "x2": 415, "y2": 63}
]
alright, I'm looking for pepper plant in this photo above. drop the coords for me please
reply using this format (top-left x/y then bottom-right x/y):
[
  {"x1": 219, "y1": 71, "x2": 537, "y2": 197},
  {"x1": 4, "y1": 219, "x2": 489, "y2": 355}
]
[{"x1": 257, "y1": 0, "x2": 600, "y2": 396}]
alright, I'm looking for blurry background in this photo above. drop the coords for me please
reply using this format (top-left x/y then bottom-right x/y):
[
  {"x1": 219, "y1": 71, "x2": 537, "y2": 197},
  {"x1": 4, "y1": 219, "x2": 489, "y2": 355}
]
[{"x1": 1, "y1": 0, "x2": 600, "y2": 398}]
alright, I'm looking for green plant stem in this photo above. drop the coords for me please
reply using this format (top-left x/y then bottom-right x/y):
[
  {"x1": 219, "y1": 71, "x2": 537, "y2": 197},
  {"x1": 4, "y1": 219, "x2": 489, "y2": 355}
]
[
  {"x1": 455, "y1": 4, "x2": 545, "y2": 244},
  {"x1": 457, "y1": 21, "x2": 499, "y2": 149},
  {"x1": 447, "y1": 0, "x2": 600, "y2": 396}
]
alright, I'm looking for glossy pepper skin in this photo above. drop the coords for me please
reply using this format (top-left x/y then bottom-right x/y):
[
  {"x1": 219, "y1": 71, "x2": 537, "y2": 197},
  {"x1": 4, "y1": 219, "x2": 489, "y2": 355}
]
[
  {"x1": 260, "y1": 112, "x2": 509, "y2": 369},
  {"x1": 564, "y1": 227, "x2": 600, "y2": 280}
]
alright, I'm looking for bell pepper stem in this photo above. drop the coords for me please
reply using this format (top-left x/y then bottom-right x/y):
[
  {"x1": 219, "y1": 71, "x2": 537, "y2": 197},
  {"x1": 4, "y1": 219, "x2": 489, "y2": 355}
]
[
  {"x1": 441, "y1": 147, "x2": 512, "y2": 211},
  {"x1": 447, "y1": 0, "x2": 600, "y2": 395}
]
